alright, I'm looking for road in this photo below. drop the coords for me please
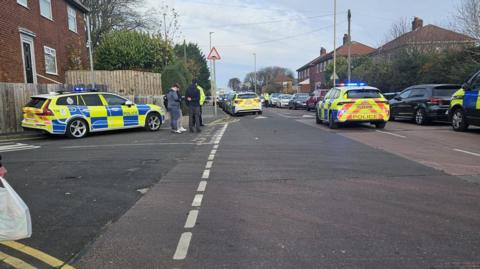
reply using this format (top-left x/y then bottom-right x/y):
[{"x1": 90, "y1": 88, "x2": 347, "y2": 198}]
[{"x1": 1, "y1": 107, "x2": 480, "y2": 269}]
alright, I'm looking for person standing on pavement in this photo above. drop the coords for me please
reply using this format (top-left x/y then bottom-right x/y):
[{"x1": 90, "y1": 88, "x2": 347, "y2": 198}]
[
  {"x1": 0, "y1": 155, "x2": 7, "y2": 178},
  {"x1": 197, "y1": 84, "x2": 206, "y2": 127},
  {"x1": 185, "y1": 79, "x2": 201, "y2": 133},
  {"x1": 167, "y1": 84, "x2": 183, "y2": 134},
  {"x1": 176, "y1": 90, "x2": 187, "y2": 132},
  {"x1": 264, "y1": 92, "x2": 270, "y2": 107}
]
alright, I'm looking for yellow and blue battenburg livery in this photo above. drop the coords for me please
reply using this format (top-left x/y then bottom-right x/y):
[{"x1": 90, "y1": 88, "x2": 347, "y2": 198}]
[
  {"x1": 22, "y1": 91, "x2": 165, "y2": 138},
  {"x1": 449, "y1": 70, "x2": 480, "y2": 131}
]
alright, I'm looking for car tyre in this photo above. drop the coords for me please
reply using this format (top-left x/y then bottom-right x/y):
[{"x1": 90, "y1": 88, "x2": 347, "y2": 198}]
[
  {"x1": 67, "y1": 118, "x2": 89, "y2": 139},
  {"x1": 315, "y1": 110, "x2": 322, "y2": 124},
  {"x1": 415, "y1": 108, "x2": 429, "y2": 125},
  {"x1": 328, "y1": 112, "x2": 338, "y2": 129},
  {"x1": 452, "y1": 108, "x2": 469, "y2": 132},
  {"x1": 306, "y1": 107, "x2": 310, "y2": 112},
  {"x1": 145, "y1": 112, "x2": 162, "y2": 131},
  {"x1": 375, "y1": 122, "x2": 387, "y2": 129}
]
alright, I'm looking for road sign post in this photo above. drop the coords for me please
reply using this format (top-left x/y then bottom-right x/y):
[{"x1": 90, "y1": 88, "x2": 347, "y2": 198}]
[{"x1": 207, "y1": 47, "x2": 221, "y2": 117}]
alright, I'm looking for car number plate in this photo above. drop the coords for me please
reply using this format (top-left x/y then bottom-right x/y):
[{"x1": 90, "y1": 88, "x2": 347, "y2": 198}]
[{"x1": 352, "y1": 114, "x2": 379, "y2": 120}]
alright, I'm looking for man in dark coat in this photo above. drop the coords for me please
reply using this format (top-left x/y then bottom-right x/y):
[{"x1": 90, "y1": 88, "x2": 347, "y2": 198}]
[{"x1": 185, "y1": 79, "x2": 201, "y2": 133}]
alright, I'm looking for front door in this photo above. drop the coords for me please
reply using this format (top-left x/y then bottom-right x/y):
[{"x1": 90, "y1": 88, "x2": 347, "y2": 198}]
[
  {"x1": 465, "y1": 74, "x2": 480, "y2": 121},
  {"x1": 20, "y1": 34, "x2": 37, "y2": 84}
]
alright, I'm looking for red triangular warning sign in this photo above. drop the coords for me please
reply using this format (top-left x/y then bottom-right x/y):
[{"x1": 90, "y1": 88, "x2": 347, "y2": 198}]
[{"x1": 207, "y1": 47, "x2": 221, "y2": 60}]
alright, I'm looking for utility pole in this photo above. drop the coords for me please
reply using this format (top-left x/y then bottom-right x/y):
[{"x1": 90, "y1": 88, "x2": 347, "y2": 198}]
[
  {"x1": 163, "y1": 13, "x2": 167, "y2": 67},
  {"x1": 347, "y1": 9, "x2": 352, "y2": 83},
  {"x1": 209, "y1": 32, "x2": 214, "y2": 98},
  {"x1": 183, "y1": 39, "x2": 187, "y2": 64},
  {"x1": 333, "y1": 0, "x2": 337, "y2": 88},
  {"x1": 253, "y1": 53, "x2": 257, "y2": 94},
  {"x1": 86, "y1": 15, "x2": 95, "y2": 90}
]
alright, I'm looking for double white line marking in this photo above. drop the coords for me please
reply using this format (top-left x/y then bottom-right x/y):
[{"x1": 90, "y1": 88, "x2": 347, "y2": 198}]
[{"x1": 173, "y1": 124, "x2": 228, "y2": 261}]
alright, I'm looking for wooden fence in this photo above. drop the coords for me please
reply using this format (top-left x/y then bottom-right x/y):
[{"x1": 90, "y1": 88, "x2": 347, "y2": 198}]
[
  {"x1": 0, "y1": 83, "x2": 65, "y2": 134},
  {"x1": 65, "y1": 70, "x2": 162, "y2": 96}
]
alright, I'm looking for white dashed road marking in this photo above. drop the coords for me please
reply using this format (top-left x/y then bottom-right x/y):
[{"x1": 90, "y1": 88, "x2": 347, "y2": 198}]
[
  {"x1": 173, "y1": 232, "x2": 192, "y2": 260},
  {"x1": 184, "y1": 210, "x2": 199, "y2": 229},
  {"x1": 192, "y1": 194, "x2": 203, "y2": 207},
  {"x1": 197, "y1": 181, "x2": 207, "y2": 192},
  {"x1": 0, "y1": 143, "x2": 40, "y2": 153},
  {"x1": 208, "y1": 154, "x2": 215, "y2": 161},
  {"x1": 375, "y1": 130, "x2": 407, "y2": 138},
  {"x1": 453, "y1": 148, "x2": 480, "y2": 157},
  {"x1": 211, "y1": 149, "x2": 217, "y2": 155},
  {"x1": 205, "y1": 161, "x2": 213, "y2": 169},
  {"x1": 202, "y1": 169, "x2": 210, "y2": 179}
]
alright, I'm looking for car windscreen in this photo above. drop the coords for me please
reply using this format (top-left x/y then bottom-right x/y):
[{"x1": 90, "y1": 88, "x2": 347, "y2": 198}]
[
  {"x1": 347, "y1": 89, "x2": 382, "y2": 99},
  {"x1": 237, "y1": 94, "x2": 257, "y2": 99},
  {"x1": 281, "y1": 95, "x2": 292, "y2": 99},
  {"x1": 433, "y1": 86, "x2": 460, "y2": 97},
  {"x1": 297, "y1": 95, "x2": 309, "y2": 100},
  {"x1": 26, "y1": 98, "x2": 47, "y2": 109}
]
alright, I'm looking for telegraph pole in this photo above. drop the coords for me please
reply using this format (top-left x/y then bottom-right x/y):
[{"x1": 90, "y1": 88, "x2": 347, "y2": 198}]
[
  {"x1": 333, "y1": 0, "x2": 337, "y2": 87},
  {"x1": 347, "y1": 9, "x2": 352, "y2": 83},
  {"x1": 253, "y1": 53, "x2": 257, "y2": 94},
  {"x1": 163, "y1": 13, "x2": 167, "y2": 67},
  {"x1": 86, "y1": 15, "x2": 95, "y2": 90},
  {"x1": 209, "y1": 32, "x2": 214, "y2": 96},
  {"x1": 183, "y1": 39, "x2": 187, "y2": 64}
]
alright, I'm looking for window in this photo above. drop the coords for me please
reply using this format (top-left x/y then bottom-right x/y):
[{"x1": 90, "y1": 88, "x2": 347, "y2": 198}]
[
  {"x1": 57, "y1": 96, "x2": 78, "y2": 106},
  {"x1": 103, "y1": 94, "x2": 127, "y2": 106},
  {"x1": 26, "y1": 98, "x2": 47, "y2": 109},
  {"x1": 43, "y1": 46, "x2": 57, "y2": 75},
  {"x1": 17, "y1": 0, "x2": 28, "y2": 7},
  {"x1": 39, "y1": 0, "x2": 52, "y2": 19},
  {"x1": 470, "y1": 73, "x2": 480, "y2": 89},
  {"x1": 409, "y1": 89, "x2": 427, "y2": 98},
  {"x1": 81, "y1": 94, "x2": 103, "y2": 106},
  {"x1": 67, "y1": 5, "x2": 77, "y2": 32},
  {"x1": 399, "y1": 90, "x2": 412, "y2": 99},
  {"x1": 347, "y1": 90, "x2": 382, "y2": 99}
]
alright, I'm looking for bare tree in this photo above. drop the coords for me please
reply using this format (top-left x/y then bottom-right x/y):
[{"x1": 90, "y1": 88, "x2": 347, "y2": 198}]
[
  {"x1": 228, "y1": 78, "x2": 241, "y2": 91},
  {"x1": 384, "y1": 17, "x2": 409, "y2": 43},
  {"x1": 453, "y1": 0, "x2": 480, "y2": 40},
  {"x1": 82, "y1": 0, "x2": 153, "y2": 49}
]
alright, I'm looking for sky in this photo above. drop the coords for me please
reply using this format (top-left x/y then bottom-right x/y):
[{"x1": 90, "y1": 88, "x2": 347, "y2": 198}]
[{"x1": 145, "y1": 0, "x2": 459, "y2": 89}]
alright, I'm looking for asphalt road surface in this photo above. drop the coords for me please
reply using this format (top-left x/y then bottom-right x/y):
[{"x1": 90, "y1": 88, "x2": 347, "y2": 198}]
[{"x1": 1, "y1": 107, "x2": 480, "y2": 269}]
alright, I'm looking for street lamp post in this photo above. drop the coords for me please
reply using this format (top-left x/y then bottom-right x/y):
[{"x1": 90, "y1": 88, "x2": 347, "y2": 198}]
[
  {"x1": 333, "y1": 0, "x2": 337, "y2": 88},
  {"x1": 253, "y1": 53, "x2": 257, "y2": 94}
]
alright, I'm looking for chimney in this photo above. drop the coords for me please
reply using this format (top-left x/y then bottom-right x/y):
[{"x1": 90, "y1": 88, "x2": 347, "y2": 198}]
[
  {"x1": 412, "y1": 17, "x2": 423, "y2": 31},
  {"x1": 320, "y1": 47, "x2": 326, "y2": 56},
  {"x1": 343, "y1": 34, "x2": 350, "y2": 46}
]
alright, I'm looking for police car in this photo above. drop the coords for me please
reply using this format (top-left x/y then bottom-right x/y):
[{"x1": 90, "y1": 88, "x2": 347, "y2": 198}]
[
  {"x1": 449, "y1": 70, "x2": 480, "y2": 131},
  {"x1": 22, "y1": 90, "x2": 165, "y2": 138},
  {"x1": 228, "y1": 92, "x2": 262, "y2": 116},
  {"x1": 315, "y1": 83, "x2": 390, "y2": 129}
]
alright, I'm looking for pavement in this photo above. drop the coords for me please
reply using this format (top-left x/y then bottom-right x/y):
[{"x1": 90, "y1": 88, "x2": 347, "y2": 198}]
[{"x1": 1, "y1": 106, "x2": 480, "y2": 269}]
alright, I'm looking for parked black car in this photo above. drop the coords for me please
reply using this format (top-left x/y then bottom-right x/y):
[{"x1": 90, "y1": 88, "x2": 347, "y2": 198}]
[
  {"x1": 389, "y1": 84, "x2": 461, "y2": 125},
  {"x1": 288, "y1": 93, "x2": 309, "y2": 110}
]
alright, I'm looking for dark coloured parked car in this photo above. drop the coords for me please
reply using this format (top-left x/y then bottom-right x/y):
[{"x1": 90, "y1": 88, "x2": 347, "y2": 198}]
[
  {"x1": 389, "y1": 84, "x2": 461, "y2": 125},
  {"x1": 383, "y1": 92, "x2": 400, "y2": 101},
  {"x1": 288, "y1": 93, "x2": 309, "y2": 110},
  {"x1": 306, "y1": 89, "x2": 328, "y2": 111}
]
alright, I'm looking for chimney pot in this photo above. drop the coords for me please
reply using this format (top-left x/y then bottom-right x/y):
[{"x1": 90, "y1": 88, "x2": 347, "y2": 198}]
[
  {"x1": 412, "y1": 17, "x2": 423, "y2": 31},
  {"x1": 320, "y1": 47, "x2": 326, "y2": 56}
]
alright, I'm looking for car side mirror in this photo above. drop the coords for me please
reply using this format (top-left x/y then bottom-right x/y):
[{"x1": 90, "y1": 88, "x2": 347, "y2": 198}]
[
  {"x1": 125, "y1": 100, "x2": 134, "y2": 107},
  {"x1": 394, "y1": 96, "x2": 402, "y2": 101},
  {"x1": 462, "y1": 82, "x2": 470, "y2": 90}
]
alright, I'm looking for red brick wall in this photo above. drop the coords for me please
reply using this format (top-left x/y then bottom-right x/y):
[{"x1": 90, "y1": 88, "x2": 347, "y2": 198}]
[{"x1": 0, "y1": 0, "x2": 88, "y2": 83}]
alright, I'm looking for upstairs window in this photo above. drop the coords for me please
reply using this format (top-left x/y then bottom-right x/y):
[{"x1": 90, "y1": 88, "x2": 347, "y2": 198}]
[
  {"x1": 39, "y1": 0, "x2": 52, "y2": 20},
  {"x1": 67, "y1": 5, "x2": 77, "y2": 32},
  {"x1": 17, "y1": 0, "x2": 28, "y2": 7},
  {"x1": 44, "y1": 46, "x2": 57, "y2": 75}
]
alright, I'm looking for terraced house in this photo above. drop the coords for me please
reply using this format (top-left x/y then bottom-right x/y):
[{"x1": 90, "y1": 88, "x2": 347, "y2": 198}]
[{"x1": 0, "y1": 0, "x2": 89, "y2": 84}]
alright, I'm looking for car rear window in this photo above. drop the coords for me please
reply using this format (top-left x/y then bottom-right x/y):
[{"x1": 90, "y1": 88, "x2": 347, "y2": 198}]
[
  {"x1": 433, "y1": 86, "x2": 460, "y2": 97},
  {"x1": 347, "y1": 90, "x2": 382, "y2": 99},
  {"x1": 237, "y1": 94, "x2": 257, "y2": 99},
  {"x1": 26, "y1": 98, "x2": 47, "y2": 109}
]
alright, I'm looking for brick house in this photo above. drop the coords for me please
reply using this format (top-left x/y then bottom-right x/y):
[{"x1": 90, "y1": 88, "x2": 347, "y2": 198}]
[
  {"x1": 0, "y1": 0, "x2": 89, "y2": 84},
  {"x1": 297, "y1": 34, "x2": 375, "y2": 92},
  {"x1": 372, "y1": 17, "x2": 476, "y2": 60}
]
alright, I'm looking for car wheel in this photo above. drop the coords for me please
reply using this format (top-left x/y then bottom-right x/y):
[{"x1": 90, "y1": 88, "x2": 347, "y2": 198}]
[
  {"x1": 452, "y1": 108, "x2": 469, "y2": 132},
  {"x1": 293, "y1": 105, "x2": 297, "y2": 110},
  {"x1": 145, "y1": 112, "x2": 162, "y2": 131},
  {"x1": 67, "y1": 118, "x2": 88, "y2": 138},
  {"x1": 315, "y1": 110, "x2": 322, "y2": 124},
  {"x1": 375, "y1": 122, "x2": 387, "y2": 129},
  {"x1": 306, "y1": 107, "x2": 310, "y2": 112},
  {"x1": 288, "y1": 105, "x2": 292, "y2": 110},
  {"x1": 328, "y1": 112, "x2": 338, "y2": 129},
  {"x1": 415, "y1": 108, "x2": 429, "y2": 125}
]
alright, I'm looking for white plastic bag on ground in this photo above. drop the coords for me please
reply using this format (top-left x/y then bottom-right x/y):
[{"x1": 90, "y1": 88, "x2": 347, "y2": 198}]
[{"x1": 0, "y1": 177, "x2": 32, "y2": 241}]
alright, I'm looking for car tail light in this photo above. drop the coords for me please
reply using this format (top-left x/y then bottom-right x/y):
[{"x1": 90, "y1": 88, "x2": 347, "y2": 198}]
[
  {"x1": 428, "y1": 98, "x2": 441, "y2": 105},
  {"x1": 36, "y1": 99, "x2": 54, "y2": 116}
]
